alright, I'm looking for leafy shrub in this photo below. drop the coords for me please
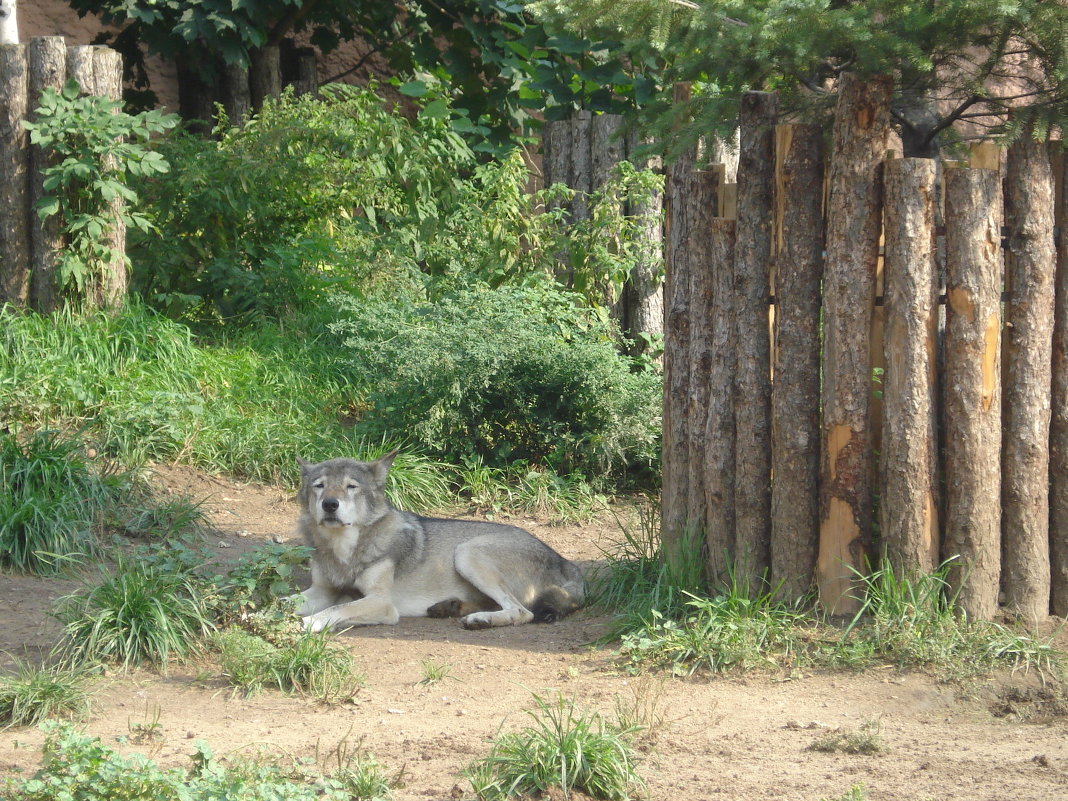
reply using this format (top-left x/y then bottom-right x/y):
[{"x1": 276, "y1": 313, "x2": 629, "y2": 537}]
[
  {"x1": 0, "y1": 429, "x2": 129, "y2": 574},
  {"x1": 131, "y1": 82, "x2": 661, "y2": 324},
  {"x1": 466, "y1": 692, "x2": 645, "y2": 801},
  {"x1": 7, "y1": 722, "x2": 392, "y2": 801},
  {"x1": 24, "y1": 78, "x2": 177, "y2": 303},
  {"x1": 53, "y1": 557, "x2": 215, "y2": 670},
  {"x1": 333, "y1": 283, "x2": 661, "y2": 480}
]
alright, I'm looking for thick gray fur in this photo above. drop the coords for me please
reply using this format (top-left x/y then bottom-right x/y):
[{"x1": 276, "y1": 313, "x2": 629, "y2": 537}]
[{"x1": 292, "y1": 451, "x2": 585, "y2": 631}]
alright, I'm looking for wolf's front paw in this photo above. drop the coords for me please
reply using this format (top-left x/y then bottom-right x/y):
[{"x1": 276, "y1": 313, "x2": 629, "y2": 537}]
[
  {"x1": 302, "y1": 615, "x2": 329, "y2": 633},
  {"x1": 461, "y1": 611, "x2": 493, "y2": 630}
]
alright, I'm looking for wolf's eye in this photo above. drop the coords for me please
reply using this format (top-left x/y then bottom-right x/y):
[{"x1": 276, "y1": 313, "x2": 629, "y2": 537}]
[
  {"x1": 346, "y1": 483, "x2": 358, "y2": 490},
  {"x1": 312, "y1": 481, "x2": 324, "y2": 489}
]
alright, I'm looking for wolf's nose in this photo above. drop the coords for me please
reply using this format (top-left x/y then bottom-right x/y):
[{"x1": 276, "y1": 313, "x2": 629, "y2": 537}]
[{"x1": 322, "y1": 497, "x2": 340, "y2": 513}]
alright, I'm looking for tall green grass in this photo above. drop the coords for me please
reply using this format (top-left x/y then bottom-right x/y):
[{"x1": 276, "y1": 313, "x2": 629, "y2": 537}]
[
  {"x1": 0, "y1": 659, "x2": 91, "y2": 730},
  {"x1": 53, "y1": 557, "x2": 215, "y2": 670},
  {"x1": 466, "y1": 692, "x2": 645, "y2": 801},
  {"x1": 0, "y1": 429, "x2": 129, "y2": 574}
]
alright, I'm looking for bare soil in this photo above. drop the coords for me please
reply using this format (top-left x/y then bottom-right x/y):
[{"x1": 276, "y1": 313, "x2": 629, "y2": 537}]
[{"x1": 2, "y1": 465, "x2": 1068, "y2": 801}]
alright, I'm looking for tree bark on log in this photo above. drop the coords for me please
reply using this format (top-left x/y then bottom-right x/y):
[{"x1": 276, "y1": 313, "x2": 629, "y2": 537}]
[
  {"x1": 685, "y1": 171, "x2": 721, "y2": 546},
  {"x1": 818, "y1": 73, "x2": 892, "y2": 614},
  {"x1": 660, "y1": 83, "x2": 696, "y2": 564},
  {"x1": 65, "y1": 46, "x2": 126, "y2": 311},
  {"x1": 1002, "y1": 131, "x2": 1055, "y2": 625},
  {"x1": 28, "y1": 36, "x2": 65, "y2": 313},
  {"x1": 622, "y1": 128, "x2": 664, "y2": 357},
  {"x1": 770, "y1": 123, "x2": 824, "y2": 602},
  {"x1": 880, "y1": 157, "x2": 939, "y2": 575},
  {"x1": 592, "y1": 113, "x2": 624, "y2": 310},
  {"x1": 569, "y1": 110, "x2": 592, "y2": 226},
  {"x1": 543, "y1": 118, "x2": 571, "y2": 193},
  {"x1": 732, "y1": 90, "x2": 777, "y2": 591},
  {"x1": 703, "y1": 216, "x2": 737, "y2": 583},
  {"x1": 1052, "y1": 149, "x2": 1068, "y2": 617},
  {"x1": 220, "y1": 60, "x2": 251, "y2": 126},
  {"x1": 0, "y1": 43, "x2": 29, "y2": 305},
  {"x1": 250, "y1": 45, "x2": 282, "y2": 112},
  {"x1": 942, "y1": 166, "x2": 1003, "y2": 622},
  {"x1": 292, "y1": 47, "x2": 317, "y2": 96}
]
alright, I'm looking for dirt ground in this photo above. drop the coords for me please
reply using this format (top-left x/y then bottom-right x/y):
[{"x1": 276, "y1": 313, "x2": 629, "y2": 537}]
[{"x1": 2, "y1": 465, "x2": 1068, "y2": 801}]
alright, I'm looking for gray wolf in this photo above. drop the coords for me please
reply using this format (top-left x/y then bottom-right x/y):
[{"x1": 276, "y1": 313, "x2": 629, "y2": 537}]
[{"x1": 292, "y1": 451, "x2": 585, "y2": 631}]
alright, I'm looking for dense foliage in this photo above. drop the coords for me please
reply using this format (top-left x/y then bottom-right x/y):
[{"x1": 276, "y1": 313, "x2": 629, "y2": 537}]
[
  {"x1": 332, "y1": 284, "x2": 661, "y2": 480},
  {"x1": 131, "y1": 83, "x2": 659, "y2": 322},
  {"x1": 532, "y1": 0, "x2": 1068, "y2": 156}
]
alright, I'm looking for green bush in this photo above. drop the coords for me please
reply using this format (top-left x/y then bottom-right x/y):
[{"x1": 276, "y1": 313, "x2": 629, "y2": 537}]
[
  {"x1": 333, "y1": 284, "x2": 661, "y2": 480},
  {"x1": 7, "y1": 722, "x2": 392, "y2": 801}
]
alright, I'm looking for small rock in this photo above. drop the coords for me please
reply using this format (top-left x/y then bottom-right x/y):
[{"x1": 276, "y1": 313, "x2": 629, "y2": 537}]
[{"x1": 218, "y1": 540, "x2": 231, "y2": 548}]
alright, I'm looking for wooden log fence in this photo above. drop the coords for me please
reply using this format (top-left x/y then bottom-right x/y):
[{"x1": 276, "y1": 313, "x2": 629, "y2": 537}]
[
  {"x1": 662, "y1": 74, "x2": 1068, "y2": 623},
  {"x1": 0, "y1": 37, "x2": 125, "y2": 312}
]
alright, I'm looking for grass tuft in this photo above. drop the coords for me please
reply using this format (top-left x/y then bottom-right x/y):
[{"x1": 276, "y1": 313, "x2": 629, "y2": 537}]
[
  {"x1": 466, "y1": 692, "x2": 645, "y2": 801},
  {"x1": 0, "y1": 429, "x2": 129, "y2": 575},
  {"x1": 214, "y1": 627, "x2": 363, "y2": 703},
  {"x1": 0, "y1": 659, "x2": 92, "y2": 730},
  {"x1": 53, "y1": 556, "x2": 215, "y2": 670}
]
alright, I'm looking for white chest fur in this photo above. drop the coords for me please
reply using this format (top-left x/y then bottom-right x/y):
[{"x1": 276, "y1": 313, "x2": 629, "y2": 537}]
[
  {"x1": 0, "y1": 1, "x2": 18, "y2": 46},
  {"x1": 327, "y1": 526, "x2": 361, "y2": 566}
]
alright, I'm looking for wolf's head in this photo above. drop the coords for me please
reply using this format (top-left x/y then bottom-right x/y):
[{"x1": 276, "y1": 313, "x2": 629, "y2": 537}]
[{"x1": 297, "y1": 450, "x2": 398, "y2": 530}]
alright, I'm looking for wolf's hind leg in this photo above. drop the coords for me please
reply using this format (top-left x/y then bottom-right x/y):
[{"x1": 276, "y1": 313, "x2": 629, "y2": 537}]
[{"x1": 453, "y1": 540, "x2": 534, "y2": 629}]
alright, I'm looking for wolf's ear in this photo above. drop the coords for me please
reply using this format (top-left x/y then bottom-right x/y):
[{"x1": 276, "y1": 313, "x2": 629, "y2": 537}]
[
  {"x1": 370, "y1": 448, "x2": 400, "y2": 485},
  {"x1": 297, "y1": 456, "x2": 312, "y2": 477}
]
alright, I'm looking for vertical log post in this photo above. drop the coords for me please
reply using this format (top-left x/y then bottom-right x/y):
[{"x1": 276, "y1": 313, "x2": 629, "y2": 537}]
[
  {"x1": 1002, "y1": 130, "x2": 1055, "y2": 625},
  {"x1": 818, "y1": 73, "x2": 892, "y2": 614},
  {"x1": 703, "y1": 214, "x2": 737, "y2": 584},
  {"x1": 66, "y1": 45, "x2": 126, "y2": 311},
  {"x1": 569, "y1": 109, "x2": 593, "y2": 226},
  {"x1": 0, "y1": 42, "x2": 29, "y2": 305},
  {"x1": 623, "y1": 128, "x2": 664, "y2": 356},
  {"x1": 880, "y1": 158, "x2": 939, "y2": 575},
  {"x1": 732, "y1": 90, "x2": 777, "y2": 591},
  {"x1": 592, "y1": 113, "x2": 625, "y2": 310},
  {"x1": 250, "y1": 44, "x2": 281, "y2": 111},
  {"x1": 221, "y1": 60, "x2": 251, "y2": 126},
  {"x1": 770, "y1": 123, "x2": 824, "y2": 602},
  {"x1": 1053, "y1": 149, "x2": 1068, "y2": 617},
  {"x1": 661, "y1": 83, "x2": 695, "y2": 564},
  {"x1": 942, "y1": 166, "x2": 1003, "y2": 621},
  {"x1": 27, "y1": 35, "x2": 65, "y2": 313},
  {"x1": 685, "y1": 171, "x2": 721, "y2": 544}
]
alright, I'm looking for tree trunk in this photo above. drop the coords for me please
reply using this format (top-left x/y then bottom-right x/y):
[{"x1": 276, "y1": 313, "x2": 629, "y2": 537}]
[
  {"x1": 28, "y1": 36, "x2": 65, "y2": 313},
  {"x1": 942, "y1": 166, "x2": 1003, "y2": 622},
  {"x1": 685, "y1": 171, "x2": 721, "y2": 547},
  {"x1": 622, "y1": 128, "x2": 664, "y2": 357},
  {"x1": 732, "y1": 90, "x2": 777, "y2": 592},
  {"x1": 880, "y1": 157, "x2": 939, "y2": 575},
  {"x1": 1053, "y1": 148, "x2": 1068, "y2": 618},
  {"x1": 220, "y1": 60, "x2": 251, "y2": 126},
  {"x1": 1002, "y1": 130, "x2": 1055, "y2": 625},
  {"x1": 65, "y1": 46, "x2": 126, "y2": 311},
  {"x1": 175, "y1": 56, "x2": 216, "y2": 131},
  {"x1": 249, "y1": 45, "x2": 282, "y2": 111},
  {"x1": 569, "y1": 110, "x2": 593, "y2": 226},
  {"x1": 0, "y1": 42, "x2": 29, "y2": 306},
  {"x1": 818, "y1": 73, "x2": 892, "y2": 614},
  {"x1": 592, "y1": 113, "x2": 624, "y2": 309},
  {"x1": 542, "y1": 118, "x2": 571, "y2": 193},
  {"x1": 660, "y1": 83, "x2": 696, "y2": 564},
  {"x1": 770, "y1": 123, "x2": 824, "y2": 602},
  {"x1": 703, "y1": 216, "x2": 737, "y2": 584}
]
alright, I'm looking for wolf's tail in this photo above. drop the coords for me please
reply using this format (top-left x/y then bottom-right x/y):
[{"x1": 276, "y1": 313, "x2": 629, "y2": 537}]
[{"x1": 530, "y1": 580, "x2": 585, "y2": 623}]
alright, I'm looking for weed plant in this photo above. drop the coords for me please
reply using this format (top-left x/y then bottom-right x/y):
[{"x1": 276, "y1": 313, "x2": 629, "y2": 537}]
[
  {"x1": 214, "y1": 627, "x2": 362, "y2": 703},
  {"x1": 317, "y1": 733, "x2": 396, "y2": 801},
  {"x1": 6, "y1": 722, "x2": 392, "y2": 801},
  {"x1": 466, "y1": 692, "x2": 645, "y2": 801},
  {"x1": 808, "y1": 720, "x2": 885, "y2": 755},
  {"x1": 0, "y1": 659, "x2": 91, "y2": 729},
  {"x1": 417, "y1": 659, "x2": 455, "y2": 686},
  {"x1": 0, "y1": 429, "x2": 129, "y2": 574},
  {"x1": 600, "y1": 532, "x2": 1063, "y2": 680},
  {"x1": 53, "y1": 557, "x2": 214, "y2": 670}
]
